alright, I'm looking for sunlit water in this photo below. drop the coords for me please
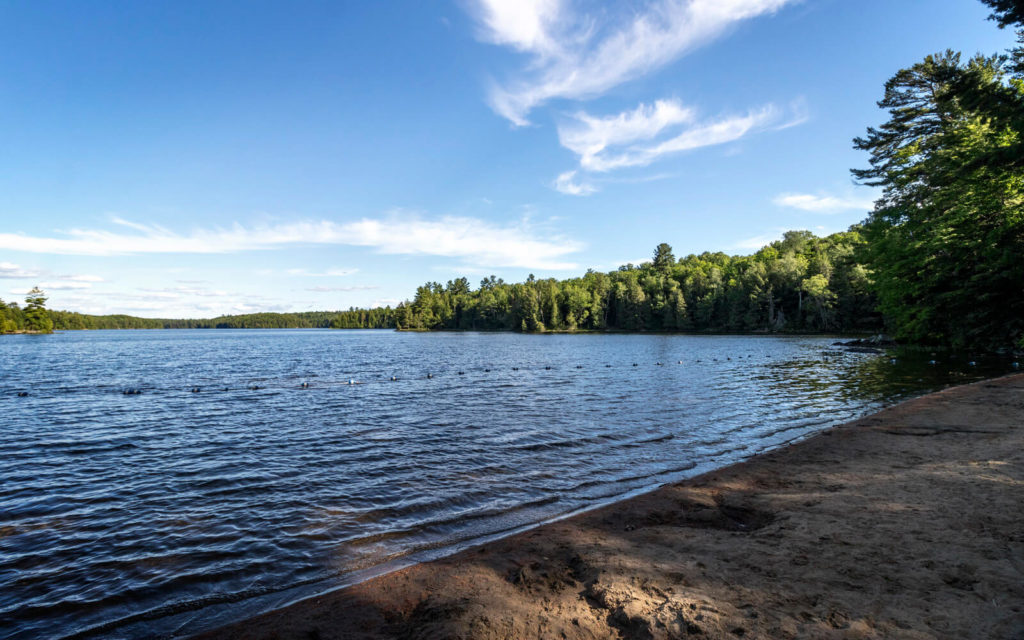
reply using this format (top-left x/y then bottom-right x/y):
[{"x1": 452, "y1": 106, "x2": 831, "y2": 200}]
[{"x1": 0, "y1": 330, "x2": 1015, "y2": 639}]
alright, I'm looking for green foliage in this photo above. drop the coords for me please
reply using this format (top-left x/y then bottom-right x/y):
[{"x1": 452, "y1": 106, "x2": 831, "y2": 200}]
[
  {"x1": 33, "y1": 309, "x2": 396, "y2": 332},
  {"x1": 392, "y1": 234, "x2": 879, "y2": 334},
  {"x1": 23, "y1": 287, "x2": 54, "y2": 333},
  {"x1": 652, "y1": 243, "x2": 675, "y2": 273},
  {"x1": 853, "y1": 36, "x2": 1024, "y2": 349},
  {"x1": 980, "y1": 0, "x2": 1024, "y2": 29}
]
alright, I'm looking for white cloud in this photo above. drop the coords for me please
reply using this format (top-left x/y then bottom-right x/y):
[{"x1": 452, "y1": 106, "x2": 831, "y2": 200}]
[
  {"x1": 306, "y1": 285, "x2": 380, "y2": 292},
  {"x1": 64, "y1": 274, "x2": 104, "y2": 282},
  {"x1": 773, "y1": 192, "x2": 876, "y2": 213},
  {"x1": 37, "y1": 281, "x2": 93, "y2": 290},
  {"x1": 0, "y1": 262, "x2": 104, "y2": 290},
  {"x1": 553, "y1": 170, "x2": 597, "y2": 196},
  {"x1": 286, "y1": 268, "x2": 360, "y2": 277},
  {"x1": 606, "y1": 172, "x2": 675, "y2": 184},
  {"x1": 0, "y1": 213, "x2": 582, "y2": 270},
  {"x1": 0, "y1": 262, "x2": 41, "y2": 279},
  {"x1": 138, "y1": 286, "x2": 229, "y2": 297},
  {"x1": 474, "y1": 0, "x2": 562, "y2": 56},
  {"x1": 370, "y1": 298, "x2": 402, "y2": 309},
  {"x1": 471, "y1": 0, "x2": 796, "y2": 125},
  {"x1": 48, "y1": 286, "x2": 300, "y2": 317},
  {"x1": 560, "y1": 101, "x2": 786, "y2": 172},
  {"x1": 559, "y1": 99, "x2": 694, "y2": 168},
  {"x1": 129, "y1": 290, "x2": 184, "y2": 299}
]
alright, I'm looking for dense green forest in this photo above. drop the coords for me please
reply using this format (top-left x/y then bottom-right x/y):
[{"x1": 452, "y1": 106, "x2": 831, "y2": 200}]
[
  {"x1": 0, "y1": 305, "x2": 395, "y2": 333},
  {"x1": 394, "y1": 230, "x2": 877, "y2": 334},
  {"x1": 3, "y1": 0, "x2": 1021, "y2": 351}
]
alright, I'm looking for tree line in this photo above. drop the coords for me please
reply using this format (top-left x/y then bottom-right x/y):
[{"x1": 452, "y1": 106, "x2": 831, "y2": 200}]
[
  {"x1": 0, "y1": 306, "x2": 395, "y2": 333},
  {"x1": 0, "y1": 229, "x2": 876, "y2": 337},
  {"x1": 393, "y1": 230, "x2": 878, "y2": 334}
]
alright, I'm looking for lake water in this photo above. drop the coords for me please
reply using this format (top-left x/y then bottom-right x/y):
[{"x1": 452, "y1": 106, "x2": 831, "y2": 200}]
[{"x1": 0, "y1": 330, "x2": 1013, "y2": 639}]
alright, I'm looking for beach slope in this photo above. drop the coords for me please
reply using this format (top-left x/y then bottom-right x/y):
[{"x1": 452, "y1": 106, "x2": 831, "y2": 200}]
[{"x1": 199, "y1": 374, "x2": 1024, "y2": 639}]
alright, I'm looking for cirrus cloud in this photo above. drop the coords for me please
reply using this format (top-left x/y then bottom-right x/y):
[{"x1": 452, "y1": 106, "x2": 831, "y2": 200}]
[
  {"x1": 553, "y1": 170, "x2": 597, "y2": 195},
  {"x1": 773, "y1": 192, "x2": 876, "y2": 213},
  {"x1": 306, "y1": 285, "x2": 380, "y2": 292},
  {"x1": 471, "y1": 0, "x2": 797, "y2": 125},
  {"x1": 0, "y1": 213, "x2": 582, "y2": 270},
  {"x1": 561, "y1": 101, "x2": 793, "y2": 173}
]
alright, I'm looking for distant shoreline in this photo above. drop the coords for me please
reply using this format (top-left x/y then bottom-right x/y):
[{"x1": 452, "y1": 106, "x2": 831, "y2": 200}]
[
  {"x1": 195, "y1": 374, "x2": 1024, "y2": 640},
  {"x1": 10, "y1": 325, "x2": 880, "y2": 338}
]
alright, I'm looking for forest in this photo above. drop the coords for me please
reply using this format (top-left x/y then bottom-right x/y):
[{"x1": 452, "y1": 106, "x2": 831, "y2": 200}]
[
  {"x1": 0, "y1": 304, "x2": 395, "y2": 333},
  {"x1": 393, "y1": 230, "x2": 876, "y2": 334}
]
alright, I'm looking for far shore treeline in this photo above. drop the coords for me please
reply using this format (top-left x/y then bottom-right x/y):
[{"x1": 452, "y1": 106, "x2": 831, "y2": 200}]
[
  {"x1": 1, "y1": 228, "x2": 879, "y2": 338},
  {"x1": 3, "y1": 0, "x2": 1021, "y2": 352}
]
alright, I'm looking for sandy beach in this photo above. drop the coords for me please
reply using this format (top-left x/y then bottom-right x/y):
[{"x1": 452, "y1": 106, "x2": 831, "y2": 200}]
[{"x1": 197, "y1": 373, "x2": 1024, "y2": 640}]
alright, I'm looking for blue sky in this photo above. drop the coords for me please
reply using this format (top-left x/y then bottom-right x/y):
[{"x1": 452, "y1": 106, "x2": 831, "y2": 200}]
[{"x1": 0, "y1": 0, "x2": 1016, "y2": 317}]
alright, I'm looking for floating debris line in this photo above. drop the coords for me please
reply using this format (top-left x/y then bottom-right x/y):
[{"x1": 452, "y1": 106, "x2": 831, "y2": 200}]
[{"x1": 7, "y1": 355, "x2": 1015, "y2": 399}]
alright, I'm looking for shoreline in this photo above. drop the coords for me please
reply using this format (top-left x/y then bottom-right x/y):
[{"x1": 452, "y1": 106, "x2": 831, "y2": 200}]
[{"x1": 196, "y1": 373, "x2": 1024, "y2": 639}]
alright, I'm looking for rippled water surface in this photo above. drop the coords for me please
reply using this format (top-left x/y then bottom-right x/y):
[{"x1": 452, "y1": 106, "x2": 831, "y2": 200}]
[{"x1": 0, "y1": 330, "x2": 1014, "y2": 639}]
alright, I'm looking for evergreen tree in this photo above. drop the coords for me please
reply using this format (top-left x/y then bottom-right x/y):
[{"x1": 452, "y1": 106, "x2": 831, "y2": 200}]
[
  {"x1": 652, "y1": 243, "x2": 675, "y2": 273},
  {"x1": 23, "y1": 287, "x2": 54, "y2": 334},
  {"x1": 981, "y1": 0, "x2": 1024, "y2": 29},
  {"x1": 853, "y1": 45, "x2": 1024, "y2": 348}
]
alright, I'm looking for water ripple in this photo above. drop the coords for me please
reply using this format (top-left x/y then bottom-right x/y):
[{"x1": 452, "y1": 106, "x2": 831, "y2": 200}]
[{"x1": 0, "y1": 330, "x2": 1012, "y2": 639}]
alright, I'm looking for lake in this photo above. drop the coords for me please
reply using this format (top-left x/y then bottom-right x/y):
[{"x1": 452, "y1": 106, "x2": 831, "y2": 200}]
[{"x1": 0, "y1": 330, "x2": 1012, "y2": 639}]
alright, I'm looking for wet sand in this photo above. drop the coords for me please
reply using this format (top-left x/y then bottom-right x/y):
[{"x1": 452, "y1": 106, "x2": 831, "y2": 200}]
[{"x1": 197, "y1": 374, "x2": 1024, "y2": 639}]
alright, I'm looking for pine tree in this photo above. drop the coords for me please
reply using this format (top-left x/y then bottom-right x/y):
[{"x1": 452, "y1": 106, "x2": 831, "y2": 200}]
[{"x1": 24, "y1": 287, "x2": 54, "y2": 334}]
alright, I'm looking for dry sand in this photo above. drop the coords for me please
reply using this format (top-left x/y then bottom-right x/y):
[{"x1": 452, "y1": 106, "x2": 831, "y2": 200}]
[{"x1": 197, "y1": 374, "x2": 1024, "y2": 640}]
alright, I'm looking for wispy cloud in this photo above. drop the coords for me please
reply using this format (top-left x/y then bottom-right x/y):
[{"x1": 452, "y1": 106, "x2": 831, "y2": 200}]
[
  {"x1": 0, "y1": 262, "x2": 104, "y2": 290},
  {"x1": 773, "y1": 192, "x2": 876, "y2": 213},
  {"x1": 553, "y1": 170, "x2": 597, "y2": 196},
  {"x1": 47, "y1": 285, "x2": 302, "y2": 317},
  {"x1": 559, "y1": 99, "x2": 694, "y2": 169},
  {"x1": 0, "y1": 262, "x2": 41, "y2": 279},
  {"x1": 605, "y1": 172, "x2": 676, "y2": 185},
  {"x1": 560, "y1": 101, "x2": 791, "y2": 172},
  {"x1": 37, "y1": 281, "x2": 94, "y2": 290},
  {"x1": 138, "y1": 285, "x2": 229, "y2": 297},
  {"x1": 287, "y1": 268, "x2": 360, "y2": 277},
  {"x1": 0, "y1": 213, "x2": 583, "y2": 270},
  {"x1": 471, "y1": 0, "x2": 796, "y2": 125},
  {"x1": 8, "y1": 282, "x2": 93, "y2": 295},
  {"x1": 306, "y1": 285, "x2": 380, "y2": 292}
]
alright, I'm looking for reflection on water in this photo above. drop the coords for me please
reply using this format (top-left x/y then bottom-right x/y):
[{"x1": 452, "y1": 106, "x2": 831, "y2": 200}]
[{"x1": 0, "y1": 330, "x2": 1015, "y2": 639}]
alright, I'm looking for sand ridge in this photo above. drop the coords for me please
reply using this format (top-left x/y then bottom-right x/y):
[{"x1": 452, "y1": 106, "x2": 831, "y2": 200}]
[{"x1": 196, "y1": 374, "x2": 1024, "y2": 639}]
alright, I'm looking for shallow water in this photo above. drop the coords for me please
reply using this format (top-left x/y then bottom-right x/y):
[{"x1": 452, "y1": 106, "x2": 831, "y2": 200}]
[{"x1": 0, "y1": 330, "x2": 1014, "y2": 639}]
